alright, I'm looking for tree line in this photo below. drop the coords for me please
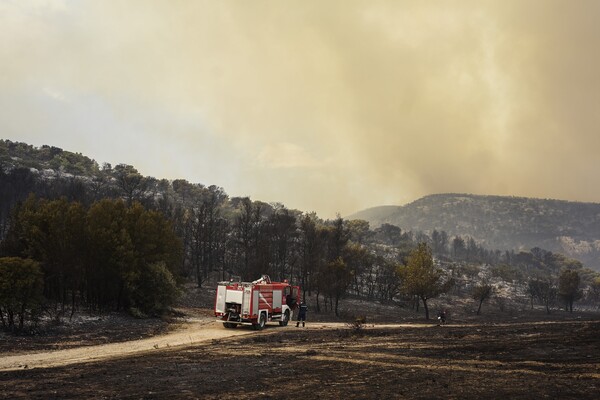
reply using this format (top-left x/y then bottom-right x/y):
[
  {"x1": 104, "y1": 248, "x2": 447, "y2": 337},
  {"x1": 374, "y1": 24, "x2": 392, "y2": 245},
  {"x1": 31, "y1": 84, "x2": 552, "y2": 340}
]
[
  {"x1": 1, "y1": 146, "x2": 599, "y2": 330},
  {"x1": 0, "y1": 196, "x2": 180, "y2": 331}
]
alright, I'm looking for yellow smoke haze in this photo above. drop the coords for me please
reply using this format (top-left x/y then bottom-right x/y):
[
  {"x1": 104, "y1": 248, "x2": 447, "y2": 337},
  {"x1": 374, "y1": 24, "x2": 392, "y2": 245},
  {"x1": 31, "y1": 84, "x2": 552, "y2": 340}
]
[{"x1": 1, "y1": 0, "x2": 599, "y2": 217}]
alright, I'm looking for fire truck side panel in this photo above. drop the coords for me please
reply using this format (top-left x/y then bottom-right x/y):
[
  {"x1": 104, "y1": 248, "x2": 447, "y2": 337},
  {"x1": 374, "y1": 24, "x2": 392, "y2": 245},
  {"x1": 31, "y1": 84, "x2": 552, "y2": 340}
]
[
  {"x1": 273, "y1": 290, "x2": 282, "y2": 310},
  {"x1": 243, "y1": 286, "x2": 252, "y2": 316},
  {"x1": 252, "y1": 289, "x2": 259, "y2": 318},
  {"x1": 227, "y1": 288, "x2": 243, "y2": 304},
  {"x1": 215, "y1": 285, "x2": 226, "y2": 314},
  {"x1": 258, "y1": 286, "x2": 272, "y2": 312}
]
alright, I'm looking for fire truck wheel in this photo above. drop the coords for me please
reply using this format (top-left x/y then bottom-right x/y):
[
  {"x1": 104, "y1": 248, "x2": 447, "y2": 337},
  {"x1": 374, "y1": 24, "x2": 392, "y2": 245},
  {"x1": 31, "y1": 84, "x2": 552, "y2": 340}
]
[
  {"x1": 279, "y1": 310, "x2": 290, "y2": 326},
  {"x1": 223, "y1": 322, "x2": 236, "y2": 329},
  {"x1": 255, "y1": 313, "x2": 267, "y2": 330}
]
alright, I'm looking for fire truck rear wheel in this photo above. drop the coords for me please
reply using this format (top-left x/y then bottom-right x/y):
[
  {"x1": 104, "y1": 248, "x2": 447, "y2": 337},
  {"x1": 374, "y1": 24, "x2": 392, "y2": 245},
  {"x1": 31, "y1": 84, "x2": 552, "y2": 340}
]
[
  {"x1": 223, "y1": 322, "x2": 236, "y2": 329},
  {"x1": 279, "y1": 310, "x2": 290, "y2": 326},
  {"x1": 255, "y1": 313, "x2": 266, "y2": 330}
]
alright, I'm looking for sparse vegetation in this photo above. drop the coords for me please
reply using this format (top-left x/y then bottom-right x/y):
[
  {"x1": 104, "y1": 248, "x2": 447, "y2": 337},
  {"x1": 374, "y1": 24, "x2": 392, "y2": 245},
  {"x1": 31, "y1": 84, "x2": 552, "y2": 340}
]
[
  {"x1": 559, "y1": 269, "x2": 581, "y2": 313},
  {"x1": 350, "y1": 193, "x2": 600, "y2": 270},
  {"x1": 399, "y1": 243, "x2": 451, "y2": 319},
  {"x1": 1, "y1": 139, "x2": 600, "y2": 327},
  {"x1": 346, "y1": 315, "x2": 367, "y2": 332},
  {"x1": 2, "y1": 317, "x2": 598, "y2": 399},
  {"x1": 490, "y1": 264, "x2": 524, "y2": 282},
  {"x1": 0, "y1": 257, "x2": 44, "y2": 332},
  {"x1": 472, "y1": 282, "x2": 494, "y2": 315}
]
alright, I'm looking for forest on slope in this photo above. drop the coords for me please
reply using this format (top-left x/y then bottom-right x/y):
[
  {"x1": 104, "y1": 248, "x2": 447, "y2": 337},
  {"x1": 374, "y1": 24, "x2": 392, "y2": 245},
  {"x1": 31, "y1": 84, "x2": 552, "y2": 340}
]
[
  {"x1": 349, "y1": 193, "x2": 600, "y2": 271},
  {"x1": 1, "y1": 139, "x2": 599, "y2": 332}
]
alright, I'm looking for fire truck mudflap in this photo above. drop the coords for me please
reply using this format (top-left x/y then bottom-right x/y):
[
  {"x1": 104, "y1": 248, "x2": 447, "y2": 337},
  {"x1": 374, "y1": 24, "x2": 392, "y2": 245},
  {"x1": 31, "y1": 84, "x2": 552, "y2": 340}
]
[{"x1": 214, "y1": 275, "x2": 300, "y2": 330}]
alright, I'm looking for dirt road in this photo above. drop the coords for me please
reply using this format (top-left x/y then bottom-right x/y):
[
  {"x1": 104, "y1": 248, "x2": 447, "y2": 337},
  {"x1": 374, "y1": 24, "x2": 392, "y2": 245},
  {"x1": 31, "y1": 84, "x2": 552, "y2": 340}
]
[
  {"x1": 0, "y1": 318, "x2": 257, "y2": 372},
  {"x1": 0, "y1": 318, "x2": 367, "y2": 372},
  {"x1": 1, "y1": 318, "x2": 580, "y2": 372}
]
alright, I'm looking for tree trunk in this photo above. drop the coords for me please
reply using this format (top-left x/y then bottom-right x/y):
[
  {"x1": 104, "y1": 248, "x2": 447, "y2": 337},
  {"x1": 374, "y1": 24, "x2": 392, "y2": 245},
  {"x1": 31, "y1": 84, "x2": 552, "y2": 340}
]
[
  {"x1": 8, "y1": 310, "x2": 14, "y2": 330},
  {"x1": 70, "y1": 289, "x2": 77, "y2": 321},
  {"x1": 315, "y1": 289, "x2": 321, "y2": 312},
  {"x1": 477, "y1": 299, "x2": 483, "y2": 315},
  {"x1": 19, "y1": 303, "x2": 26, "y2": 331},
  {"x1": 196, "y1": 254, "x2": 202, "y2": 288},
  {"x1": 422, "y1": 297, "x2": 429, "y2": 320},
  {"x1": 62, "y1": 285, "x2": 67, "y2": 313},
  {"x1": 117, "y1": 284, "x2": 124, "y2": 311}
]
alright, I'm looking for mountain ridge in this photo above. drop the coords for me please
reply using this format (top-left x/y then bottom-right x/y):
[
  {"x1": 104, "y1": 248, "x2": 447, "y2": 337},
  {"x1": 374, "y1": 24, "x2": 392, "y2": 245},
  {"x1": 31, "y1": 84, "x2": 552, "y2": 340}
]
[{"x1": 349, "y1": 193, "x2": 600, "y2": 269}]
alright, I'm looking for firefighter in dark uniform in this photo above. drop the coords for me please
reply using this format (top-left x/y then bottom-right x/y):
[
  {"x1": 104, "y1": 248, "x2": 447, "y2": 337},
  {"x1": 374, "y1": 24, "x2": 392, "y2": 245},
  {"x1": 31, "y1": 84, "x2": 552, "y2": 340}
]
[{"x1": 296, "y1": 301, "x2": 308, "y2": 327}]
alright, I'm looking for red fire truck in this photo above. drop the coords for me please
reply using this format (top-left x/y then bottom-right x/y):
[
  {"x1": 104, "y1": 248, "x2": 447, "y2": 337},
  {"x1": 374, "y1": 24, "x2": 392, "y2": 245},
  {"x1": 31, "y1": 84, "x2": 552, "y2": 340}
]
[{"x1": 214, "y1": 275, "x2": 301, "y2": 330}]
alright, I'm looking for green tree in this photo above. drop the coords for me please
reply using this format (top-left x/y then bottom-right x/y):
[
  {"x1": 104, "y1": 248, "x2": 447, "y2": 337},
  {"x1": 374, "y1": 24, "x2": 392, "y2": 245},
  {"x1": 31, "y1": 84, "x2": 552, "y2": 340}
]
[
  {"x1": 528, "y1": 279, "x2": 557, "y2": 314},
  {"x1": 346, "y1": 219, "x2": 371, "y2": 245},
  {"x1": 231, "y1": 197, "x2": 255, "y2": 281},
  {"x1": 87, "y1": 199, "x2": 182, "y2": 313},
  {"x1": 431, "y1": 229, "x2": 448, "y2": 255},
  {"x1": 343, "y1": 242, "x2": 372, "y2": 296},
  {"x1": 125, "y1": 202, "x2": 182, "y2": 278},
  {"x1": 374, "y1": 257, "x2": 402, "y2": 301},
  {"x1": 558, "y1": 269, "x2": 581, "y2": 312},
  {"x1": 400, "y1": 243, "x2": 449, "y2": 319},
  {"x1": 0, "y1": 257, "x2": 44, "y2": 331},
  {"x1": 9, "y1": 196, "x2": 86, "y2": 312},
  {"x1": 590, "y1": 277, "x2": 600, "y2": 307},
  {"x1": 472, "y1": 282, "x2": 494, "y2": 315},
  {"x1": 268, "y1": 205, "x2": 298, "y2": 282},
  {"x1": 326, "y1": 215, "x2": 350, "y2": 261},
  {"x1": 373, "y1": 223, "x2": 402, "y2": 246},
  {"x1": 128, "y1": 262, "x2": 180, "y2": 316},
  {"x1": 297, "y1": 213, "x2": 322, "y2": 300},
  {"x1": 86, "y1": 199, "x2": 133, "y2": 310},
  {"x1": 314, "y1": 216, "x2": 351, "y2": 313},
  {"x1": 452, "y1": 236, "x2": 466, "y2": 260},
  {"x1": 320, "y1": 257, "x2": 353, "y2": 317},
  {"x1": 113, "y1": 164, "x2": 147, "y2": 205}
]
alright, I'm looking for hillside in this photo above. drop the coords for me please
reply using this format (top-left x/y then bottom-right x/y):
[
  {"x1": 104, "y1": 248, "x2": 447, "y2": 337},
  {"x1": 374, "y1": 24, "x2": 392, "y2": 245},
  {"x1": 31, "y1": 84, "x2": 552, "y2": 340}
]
[
  {"x1": 349, "y1": 193, "x2": 600, "y2": 270},
  {"x1": 3, "y1": 139, "x2": 600, "y2": 272}
]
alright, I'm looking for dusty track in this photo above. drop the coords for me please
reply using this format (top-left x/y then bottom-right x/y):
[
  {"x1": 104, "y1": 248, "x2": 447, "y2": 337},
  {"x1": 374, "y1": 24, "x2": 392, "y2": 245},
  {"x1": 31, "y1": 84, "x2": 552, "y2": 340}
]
[
  {"x1": 0, "y1": 319, "x2": 368, "y2": 372},
  {"x1": 0, "y1": 319, "x2": 583, "y2": 372},
  {"x1": 0, "y1": 318, "x2": 256, "y2": 371}
]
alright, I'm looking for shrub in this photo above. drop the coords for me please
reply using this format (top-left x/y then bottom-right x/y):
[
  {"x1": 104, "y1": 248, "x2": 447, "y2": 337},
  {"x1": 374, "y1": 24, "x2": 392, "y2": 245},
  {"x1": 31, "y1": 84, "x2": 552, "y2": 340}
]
[
  {"x1": 346, "y1": 315, "x2": 367, "y2": 332},
  {"x1": 0, "y1": 257, "x2": 44, "y2": 332},
  {"x1": 490, "y1": 264, "x2": 524, "y2": 282},
  {"x1": 128, "y1": 261, "x2": 180, "y2": 316}
]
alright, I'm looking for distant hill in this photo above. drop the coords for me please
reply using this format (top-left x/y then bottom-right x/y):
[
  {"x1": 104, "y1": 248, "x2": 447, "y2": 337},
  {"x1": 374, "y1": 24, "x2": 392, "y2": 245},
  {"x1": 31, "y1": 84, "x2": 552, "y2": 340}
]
[
  {"x1": 3, "y1": 139, "x2": 600, "y2": 271},
  {"x1": 349, "y1": 194, "x2": 600, "y2": 270}
]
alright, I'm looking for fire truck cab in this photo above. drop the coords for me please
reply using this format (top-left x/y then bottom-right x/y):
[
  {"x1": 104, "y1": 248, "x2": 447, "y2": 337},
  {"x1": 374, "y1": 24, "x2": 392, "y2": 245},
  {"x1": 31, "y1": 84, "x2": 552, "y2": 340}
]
[{"x1": 214, "y1": 275, "x2": 301, "y2": 330}]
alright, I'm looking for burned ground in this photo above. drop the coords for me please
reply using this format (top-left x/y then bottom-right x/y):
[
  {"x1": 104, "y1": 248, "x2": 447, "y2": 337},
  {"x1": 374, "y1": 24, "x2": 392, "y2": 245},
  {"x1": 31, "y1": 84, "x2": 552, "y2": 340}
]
[
  {"x1": 1, "y1": 285, "x2": 599, "y2": 398},
  {"x1": 0, "y1": 314, "x2": 175, "y2": 355},
  {"x1": 1, "y1": 318, "x2": 598, "y2": 399}
]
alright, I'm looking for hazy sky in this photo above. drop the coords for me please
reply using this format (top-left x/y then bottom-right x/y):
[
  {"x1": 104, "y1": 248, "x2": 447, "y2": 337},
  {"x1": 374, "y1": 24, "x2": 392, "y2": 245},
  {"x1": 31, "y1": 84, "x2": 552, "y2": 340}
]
[{"x1": 2, "y1": 0, "x2": 600, "y2": 218}]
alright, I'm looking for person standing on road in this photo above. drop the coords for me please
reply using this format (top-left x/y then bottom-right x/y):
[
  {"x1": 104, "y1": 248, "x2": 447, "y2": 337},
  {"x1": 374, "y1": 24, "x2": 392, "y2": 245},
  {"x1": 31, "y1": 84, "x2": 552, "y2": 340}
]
[
  {"x1": 437, "y1": 310, "x2": 447, "y2": 325},
  {"x1": 296, "y1": 301, "x2": 308, "y2": 327}
]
